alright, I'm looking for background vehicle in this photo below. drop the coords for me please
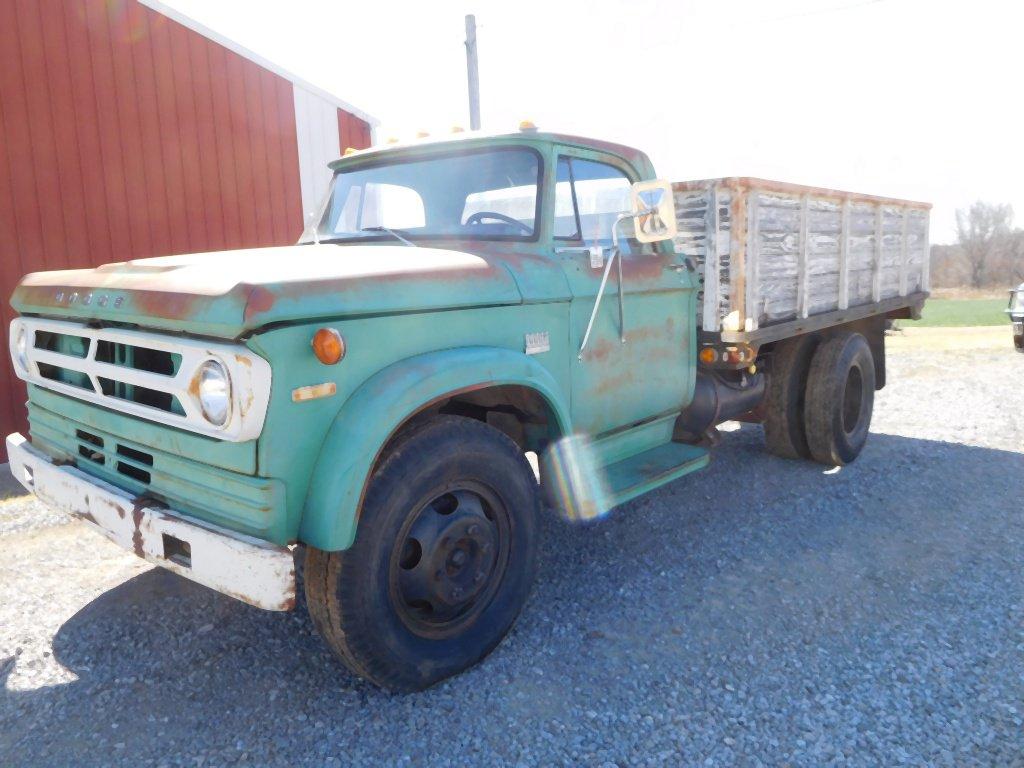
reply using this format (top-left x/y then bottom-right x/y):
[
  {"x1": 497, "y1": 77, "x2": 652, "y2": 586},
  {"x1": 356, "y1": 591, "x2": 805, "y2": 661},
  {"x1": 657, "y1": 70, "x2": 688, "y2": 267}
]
[
  {"x1": 1009, "y1": 283, "x2": 1024, "y2": 351},
  {"x1": 6, "y1": 128, "x2": 928, "y2": 691}
]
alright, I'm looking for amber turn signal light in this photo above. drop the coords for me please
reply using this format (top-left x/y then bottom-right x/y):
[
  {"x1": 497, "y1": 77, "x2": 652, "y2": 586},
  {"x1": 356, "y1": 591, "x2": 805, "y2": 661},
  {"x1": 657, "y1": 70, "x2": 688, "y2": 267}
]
[
  {"x1": 312, "y1": 328, "x2": 345, "y2": 365},
  {"x1": 698, "y1": 347, "x2": 717, "y2": 364}
]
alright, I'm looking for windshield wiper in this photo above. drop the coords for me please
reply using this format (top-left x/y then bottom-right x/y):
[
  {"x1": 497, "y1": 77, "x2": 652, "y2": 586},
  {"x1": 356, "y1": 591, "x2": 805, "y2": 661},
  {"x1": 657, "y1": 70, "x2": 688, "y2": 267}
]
[{"x1": 360, "y1": 226, "x2": 416, "y2": 247}]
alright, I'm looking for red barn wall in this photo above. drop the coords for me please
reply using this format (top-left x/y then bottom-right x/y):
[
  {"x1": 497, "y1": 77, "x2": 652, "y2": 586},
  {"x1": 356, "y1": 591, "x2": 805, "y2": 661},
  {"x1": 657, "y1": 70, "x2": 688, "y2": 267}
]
[{"x1": 0, "y1": 0, "x2": 372, "y2": 459}]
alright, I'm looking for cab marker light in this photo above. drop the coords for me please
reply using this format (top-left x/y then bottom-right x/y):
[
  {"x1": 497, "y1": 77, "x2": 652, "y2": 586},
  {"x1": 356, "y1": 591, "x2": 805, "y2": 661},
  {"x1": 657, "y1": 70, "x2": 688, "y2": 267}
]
[{"x1": 312, "y1": 328, "x2": 345, "y2": 365}]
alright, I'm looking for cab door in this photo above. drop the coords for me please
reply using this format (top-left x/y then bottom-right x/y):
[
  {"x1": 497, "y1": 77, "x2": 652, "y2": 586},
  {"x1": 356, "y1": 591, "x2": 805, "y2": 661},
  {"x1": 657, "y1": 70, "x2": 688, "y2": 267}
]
[{"x1": 552, "y1": 149, "x2": 696, "y2": 436}]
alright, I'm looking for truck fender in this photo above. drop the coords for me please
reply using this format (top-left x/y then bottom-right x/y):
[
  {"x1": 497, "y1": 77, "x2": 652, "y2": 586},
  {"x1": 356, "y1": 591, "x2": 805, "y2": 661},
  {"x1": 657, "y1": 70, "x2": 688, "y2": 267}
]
[{"x1": 298, "y1": 346, "x2": 572, "y2": 551}]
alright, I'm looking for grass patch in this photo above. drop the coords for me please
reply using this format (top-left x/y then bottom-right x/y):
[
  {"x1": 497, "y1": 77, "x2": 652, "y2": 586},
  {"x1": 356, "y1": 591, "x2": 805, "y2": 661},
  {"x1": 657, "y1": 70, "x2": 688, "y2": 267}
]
[{"x1": 902, "y1": 298, "x2": 1009, "y2": 327}]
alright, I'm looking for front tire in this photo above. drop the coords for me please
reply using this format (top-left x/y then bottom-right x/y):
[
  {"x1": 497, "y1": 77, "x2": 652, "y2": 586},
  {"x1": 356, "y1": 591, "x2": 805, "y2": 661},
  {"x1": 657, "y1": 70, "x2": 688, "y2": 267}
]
[{"x1": 305, "y1": 416, "x2": 540, "y2": 692}]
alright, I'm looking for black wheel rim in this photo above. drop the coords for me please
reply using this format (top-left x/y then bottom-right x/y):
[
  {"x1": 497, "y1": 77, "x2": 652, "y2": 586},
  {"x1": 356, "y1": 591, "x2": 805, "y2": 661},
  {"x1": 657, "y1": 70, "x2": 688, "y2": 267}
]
[
  {"x1": 388, "y1": 483, "x2": 511, "y2": 638},
  {"x1": 842, "y1": 365, "x2": 864, "y2": 434}
]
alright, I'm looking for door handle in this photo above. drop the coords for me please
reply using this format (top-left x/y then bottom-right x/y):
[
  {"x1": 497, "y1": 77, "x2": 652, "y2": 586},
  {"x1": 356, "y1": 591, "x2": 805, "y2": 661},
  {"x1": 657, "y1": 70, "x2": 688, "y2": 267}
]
[{"x1": 556, "y1": 245, "x2": 607, "y2": 268}]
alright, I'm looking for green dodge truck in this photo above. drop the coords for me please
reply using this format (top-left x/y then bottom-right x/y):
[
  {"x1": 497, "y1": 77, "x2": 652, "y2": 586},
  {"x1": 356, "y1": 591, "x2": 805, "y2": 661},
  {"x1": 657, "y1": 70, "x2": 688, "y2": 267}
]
[{"x1": 6, "y1": 128, "x2": 929, "y2": 690}]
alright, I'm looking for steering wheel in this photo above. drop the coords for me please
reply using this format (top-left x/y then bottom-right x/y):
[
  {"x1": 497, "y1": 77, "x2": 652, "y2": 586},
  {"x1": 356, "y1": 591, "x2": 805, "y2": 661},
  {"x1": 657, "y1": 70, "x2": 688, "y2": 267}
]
[{"x1": 464, "y1": 211, "x2": 532, "y2": 234}]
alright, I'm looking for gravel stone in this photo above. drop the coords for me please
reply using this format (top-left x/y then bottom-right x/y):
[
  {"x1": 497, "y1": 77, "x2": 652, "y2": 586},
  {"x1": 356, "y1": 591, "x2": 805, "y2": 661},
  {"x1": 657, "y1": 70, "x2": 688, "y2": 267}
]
[{"x1": 0, "y1": 332, "x2": 1022, "y2": 766}]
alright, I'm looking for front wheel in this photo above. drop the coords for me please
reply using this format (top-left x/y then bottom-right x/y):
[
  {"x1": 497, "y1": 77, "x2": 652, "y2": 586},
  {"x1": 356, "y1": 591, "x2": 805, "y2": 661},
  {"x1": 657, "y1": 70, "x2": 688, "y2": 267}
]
[{"x1": 305, "y1": 416, "x2": 540, "y2": 692}]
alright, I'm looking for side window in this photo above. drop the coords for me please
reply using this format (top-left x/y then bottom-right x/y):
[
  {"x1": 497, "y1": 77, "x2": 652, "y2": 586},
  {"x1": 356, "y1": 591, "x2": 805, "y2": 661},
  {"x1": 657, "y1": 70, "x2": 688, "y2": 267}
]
[
  {"x1": 570, "y1": 158, "x2": 632, "y2": 248},
  {"x1": 555, "y1": 156, "x2": 644, "y2": 253}
]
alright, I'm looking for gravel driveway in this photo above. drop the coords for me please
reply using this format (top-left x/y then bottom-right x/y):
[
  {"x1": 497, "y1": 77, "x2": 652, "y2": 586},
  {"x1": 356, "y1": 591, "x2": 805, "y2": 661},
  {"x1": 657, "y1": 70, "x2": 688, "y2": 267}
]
[{"x1": 2, "y1": 327, "x2": 1023, "y2": 767}]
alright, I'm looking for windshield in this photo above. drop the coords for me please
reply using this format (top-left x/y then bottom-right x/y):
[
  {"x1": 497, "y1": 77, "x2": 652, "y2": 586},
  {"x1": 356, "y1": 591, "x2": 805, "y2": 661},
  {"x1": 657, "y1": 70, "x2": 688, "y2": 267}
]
[{"x1": 307, "y1": 147, "x2": 541, "y2": 243}]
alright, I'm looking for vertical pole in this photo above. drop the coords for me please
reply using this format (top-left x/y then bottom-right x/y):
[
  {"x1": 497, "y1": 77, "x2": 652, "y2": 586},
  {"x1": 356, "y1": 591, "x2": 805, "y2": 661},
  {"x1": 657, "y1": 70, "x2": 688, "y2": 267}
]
[
  {"x1": 797, "y1": 194, "x2": 810, "y2": 319},
  {"x1": 921, "y1": 209, "x2": 931, "y2": 293},
  {"x1": 728, "y1": 185, "x2": 748, "y2": 333},
  {"x1": 898, "y1": 206, "x2": 909, "y2": 297},
  {"x1": 465, "y1": 15, "x2": 481, "y2": 130},
  {"x1": 703, "y1": 185, "x2": 720, "y2": 332},
  {"x1": 872, "y1": 205, "x2": 884, "y2": 303},
  {"x1": 746, "y1": 191, "x2": 761, "y2": 329},
  {"x1": 838, "y1": 198, "x2": 850, "y2": 310}
]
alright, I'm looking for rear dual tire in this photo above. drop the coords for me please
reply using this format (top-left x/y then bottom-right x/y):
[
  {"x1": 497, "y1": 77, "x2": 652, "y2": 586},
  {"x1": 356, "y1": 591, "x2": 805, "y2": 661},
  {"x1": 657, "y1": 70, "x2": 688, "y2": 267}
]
[
  {"x1": 763, "y1": 334, "x2": 820, "y2": 459},
  {"x1": 804, "y1": 332, "x2": 875, "y2": 466},
  {"x1": 765, "y1": 331, "x2": 875, "y2": 466}
]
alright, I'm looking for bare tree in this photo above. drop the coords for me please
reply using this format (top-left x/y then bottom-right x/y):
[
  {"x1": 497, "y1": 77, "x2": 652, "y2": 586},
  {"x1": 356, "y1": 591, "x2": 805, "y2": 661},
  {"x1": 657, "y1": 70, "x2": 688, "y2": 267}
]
[
  {"x1": 1007, "y1": 230, "x2": 1024, "y2": 285},
  {"x1": 955, "y1": 201, "x2": 1013, "y2": 288}
]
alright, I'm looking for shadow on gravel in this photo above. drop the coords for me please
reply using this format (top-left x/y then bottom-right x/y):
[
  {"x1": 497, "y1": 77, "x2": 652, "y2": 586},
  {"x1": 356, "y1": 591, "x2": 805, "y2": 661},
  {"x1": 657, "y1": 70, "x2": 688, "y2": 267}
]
[{"x1": 4, "y1": 428, "x2": 1024, "y2": 765}]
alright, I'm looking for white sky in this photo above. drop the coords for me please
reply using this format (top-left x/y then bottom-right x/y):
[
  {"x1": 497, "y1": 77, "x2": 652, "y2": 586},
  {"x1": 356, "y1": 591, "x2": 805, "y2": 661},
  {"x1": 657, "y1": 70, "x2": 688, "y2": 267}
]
[{"x1": 164, "y1": 0, "x2": 1022, "y2": 244}]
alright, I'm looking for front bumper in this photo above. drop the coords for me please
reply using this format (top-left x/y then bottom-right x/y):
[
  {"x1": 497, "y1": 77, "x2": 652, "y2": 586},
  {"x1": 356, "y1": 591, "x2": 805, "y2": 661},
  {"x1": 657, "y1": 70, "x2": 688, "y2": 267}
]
[
  {"x1": 6, "y1": 433, "x2": 296, "y2": 611},
  {"x1": 1012, "y1": 319, "x2": 1023, "y2": 352}
]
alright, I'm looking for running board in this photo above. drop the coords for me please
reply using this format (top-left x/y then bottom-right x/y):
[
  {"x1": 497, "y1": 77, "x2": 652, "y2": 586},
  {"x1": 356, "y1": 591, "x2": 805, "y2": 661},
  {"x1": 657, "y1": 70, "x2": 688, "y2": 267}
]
[
  {"x1": 604, "y1": 441, "x2": 710, "y2": 508},
  {"x1": 543, "y1": 435, "x2": 710, "y2": 522}
]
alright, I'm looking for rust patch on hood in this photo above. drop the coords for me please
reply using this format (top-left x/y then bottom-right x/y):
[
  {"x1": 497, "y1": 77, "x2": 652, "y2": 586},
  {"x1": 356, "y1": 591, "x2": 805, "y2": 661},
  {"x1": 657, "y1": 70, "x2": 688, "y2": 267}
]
[
  {"x1": 132, "y1": 289, "x2": 202, "y2": 321},
  {"x1": 244, "y1": 285, "x2": 276, "y2": 322}
]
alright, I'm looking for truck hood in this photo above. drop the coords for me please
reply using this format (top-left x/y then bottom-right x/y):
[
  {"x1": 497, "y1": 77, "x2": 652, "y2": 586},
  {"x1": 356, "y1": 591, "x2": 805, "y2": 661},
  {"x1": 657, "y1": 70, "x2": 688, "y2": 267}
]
[{"x1": 11, "y1": 244, "x2": 524, "y2": 338}]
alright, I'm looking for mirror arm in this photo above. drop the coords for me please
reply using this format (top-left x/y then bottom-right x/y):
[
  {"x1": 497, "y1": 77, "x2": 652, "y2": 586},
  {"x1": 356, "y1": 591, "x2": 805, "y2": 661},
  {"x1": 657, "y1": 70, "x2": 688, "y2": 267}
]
[{"x1": 579, "y1": 212, "x2": 640, "y2": 359}]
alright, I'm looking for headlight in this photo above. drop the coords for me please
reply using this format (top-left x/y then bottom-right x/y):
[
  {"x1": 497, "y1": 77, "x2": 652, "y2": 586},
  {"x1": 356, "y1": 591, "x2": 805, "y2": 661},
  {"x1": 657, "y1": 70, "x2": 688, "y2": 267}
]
[
  {"x1": 197, "y1": 359, "x2": 231, "y2": 426},
  {"x1": 13, "y1": 325, "x2": 27, "y2": 372},
  {"x1": 1011, "y1": 290, "x2": 1024, "y2": 314}
]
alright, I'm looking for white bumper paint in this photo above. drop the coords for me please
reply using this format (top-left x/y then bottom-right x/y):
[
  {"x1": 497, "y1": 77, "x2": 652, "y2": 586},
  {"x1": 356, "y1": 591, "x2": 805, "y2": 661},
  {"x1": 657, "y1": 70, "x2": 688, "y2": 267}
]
[{"x1": 6, "y1": 433, "x2": 296, "y2": 611}]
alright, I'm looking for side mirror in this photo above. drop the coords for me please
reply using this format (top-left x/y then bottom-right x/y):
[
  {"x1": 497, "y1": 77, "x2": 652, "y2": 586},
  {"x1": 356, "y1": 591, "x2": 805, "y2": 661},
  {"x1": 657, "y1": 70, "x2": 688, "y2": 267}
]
[{"x1": 630, "y1": 179, "x2": 677, "y2": 243}]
